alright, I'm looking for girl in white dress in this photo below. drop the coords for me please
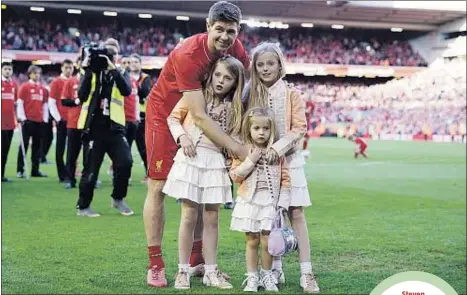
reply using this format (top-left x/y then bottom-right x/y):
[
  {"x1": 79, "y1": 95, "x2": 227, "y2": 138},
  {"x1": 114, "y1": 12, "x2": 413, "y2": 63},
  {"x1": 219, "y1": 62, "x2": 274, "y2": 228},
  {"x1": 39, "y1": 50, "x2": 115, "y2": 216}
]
[
  {"x1": 163, "y1": 56, "x2": 245, "y2": 290},
  {"x1": 246, "y1": 42, "x2": 320, "y2": 293},
  {"x1": 230, "y1": 107, "x2": 291, "y2": 292}
]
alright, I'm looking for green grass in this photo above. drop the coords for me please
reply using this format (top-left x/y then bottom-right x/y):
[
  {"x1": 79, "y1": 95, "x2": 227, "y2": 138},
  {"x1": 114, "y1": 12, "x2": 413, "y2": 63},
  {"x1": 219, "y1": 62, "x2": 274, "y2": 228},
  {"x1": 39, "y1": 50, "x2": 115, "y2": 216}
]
[{"x1": 1, "y1": 137, "x2": 466, "y2": 294}]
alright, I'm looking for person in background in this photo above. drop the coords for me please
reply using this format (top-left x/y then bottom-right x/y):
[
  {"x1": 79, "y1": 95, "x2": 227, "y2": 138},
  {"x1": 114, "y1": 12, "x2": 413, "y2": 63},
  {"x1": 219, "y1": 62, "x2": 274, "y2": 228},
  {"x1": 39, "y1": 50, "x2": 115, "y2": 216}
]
[
  {"x1": 49, "y1": 59, "x2": 74, "y2": 183},
  {"x1": 16, "y1": 65, "x2": 49, "y2": 178},
  {"x1": 1, "y1": 62, "x2": 18, "y2": 183}
]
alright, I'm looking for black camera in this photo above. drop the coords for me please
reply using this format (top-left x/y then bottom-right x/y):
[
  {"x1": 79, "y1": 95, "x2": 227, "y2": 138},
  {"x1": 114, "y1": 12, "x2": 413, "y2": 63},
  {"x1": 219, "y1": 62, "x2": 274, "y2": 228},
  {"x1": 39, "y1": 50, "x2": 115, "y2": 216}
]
[{"x1": 81, "y1": 43, "x2": 114, "y2": 72}]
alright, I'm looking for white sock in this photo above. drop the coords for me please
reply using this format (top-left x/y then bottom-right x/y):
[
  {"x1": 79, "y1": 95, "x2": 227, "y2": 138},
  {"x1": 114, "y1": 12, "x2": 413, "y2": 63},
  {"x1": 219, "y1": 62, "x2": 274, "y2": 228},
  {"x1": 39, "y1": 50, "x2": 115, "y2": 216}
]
[
  {"x1": 178, "y1": 263, "x2": 190, "y2": 272},
  {"x1": 272, "y1": 259, "x2": 282, "y2": 271},
  {"x1": 300, "y1": 262, "x2": 312, "y2": 275},
  {"x1": 247, "y1": 271, "x2": 259, "y2": 277},
  {"x1": 204, "y1": 264, "x2": 217, "y2": 273}
]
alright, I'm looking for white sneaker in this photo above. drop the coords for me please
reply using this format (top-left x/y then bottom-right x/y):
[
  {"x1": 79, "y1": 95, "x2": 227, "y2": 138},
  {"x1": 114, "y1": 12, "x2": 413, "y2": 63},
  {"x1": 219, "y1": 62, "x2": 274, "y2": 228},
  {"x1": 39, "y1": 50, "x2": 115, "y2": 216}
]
[
  {"x1": 203, "y1": 269, "x2": 233, "y2": 289},
  {"x1": 272, "y1": 268, "x2": 285, "y2": 284},
  {"x1": 301, "y1": 149, "x2": 311, "y2": 159},
  {"x1": 300, "y1": 273, "x2": 320, "y2": 293},
  {"x1": 261, "y1": 271, "x2": 279, "y2": 292},
  {"x1": 242, "y1": 273, "x2": 260, "y2": 292},
  {"x1": 174, "y1": 271, "x2": 190, "y2": 289}
]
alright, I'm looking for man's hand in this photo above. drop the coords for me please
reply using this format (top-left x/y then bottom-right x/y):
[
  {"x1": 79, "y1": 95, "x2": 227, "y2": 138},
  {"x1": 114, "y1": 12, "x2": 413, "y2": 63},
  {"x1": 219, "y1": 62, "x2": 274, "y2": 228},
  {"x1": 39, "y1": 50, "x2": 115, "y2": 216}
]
[
  {"x1": 99, "y1": 55, "x2": 116, "y2": 71},
  {"x1": 265, "y1": 148, "x2": 279, "y2": 164},
  {"x1": 230, "y1": 143, "x2": 248, "y2": 161},
  {"x1": 179, "y1": 134, "x2": 196, "y2": 158}
]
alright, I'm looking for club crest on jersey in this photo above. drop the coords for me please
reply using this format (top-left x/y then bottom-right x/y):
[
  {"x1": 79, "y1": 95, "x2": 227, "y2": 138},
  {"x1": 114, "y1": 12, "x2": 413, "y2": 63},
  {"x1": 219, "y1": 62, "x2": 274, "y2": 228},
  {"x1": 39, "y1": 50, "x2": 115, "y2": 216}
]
[{"x1": 155, "y1": 160, "x2": 163, "y2": 172}]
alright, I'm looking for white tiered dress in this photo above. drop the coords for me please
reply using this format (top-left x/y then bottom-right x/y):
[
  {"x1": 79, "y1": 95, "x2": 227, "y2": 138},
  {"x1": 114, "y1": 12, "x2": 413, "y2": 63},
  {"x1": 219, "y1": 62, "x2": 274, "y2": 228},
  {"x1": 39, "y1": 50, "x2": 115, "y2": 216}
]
[
  {"x1": 163, "y1": 102, "x2": 232, "y2": 204},
  {"x1": 268, "y1": 79, "x2": 311, "y2": 207}
]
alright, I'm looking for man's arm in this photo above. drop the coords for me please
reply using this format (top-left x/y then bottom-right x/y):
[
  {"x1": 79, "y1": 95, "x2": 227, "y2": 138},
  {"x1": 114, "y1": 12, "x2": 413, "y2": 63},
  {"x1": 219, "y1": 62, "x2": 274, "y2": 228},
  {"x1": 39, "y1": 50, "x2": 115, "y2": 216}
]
[
  {"x1": 61, "y1": 80, "x2": 80, "y2": 107},
  {"x1": 184, "y1": 90, "x2": 246, "y2": 159},
  {"x1": 77, "y1": 69, "x2": 93, "y2": 102},
  {"x1": 138, "y1": 75, "x2": 151, "y2": 104},
  {"x1": 48, "y1": 81, "x2": 61, "y2": 121},
  {"x1": 112, "y1": 69, "x2": 131, "y2": 97}
]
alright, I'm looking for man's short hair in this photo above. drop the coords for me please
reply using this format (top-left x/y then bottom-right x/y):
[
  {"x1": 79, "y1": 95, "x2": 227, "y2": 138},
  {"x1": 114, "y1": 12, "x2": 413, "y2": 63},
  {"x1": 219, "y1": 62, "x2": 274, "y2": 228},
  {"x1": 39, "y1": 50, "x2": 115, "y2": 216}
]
[
  {"x1": 130, "y1": 54, "x2": 142, "y2": 62},
  {"x1": 208, "y1": 1, "x2": 242, "y2": 25},
  {"x1": 27, "y1": 65, "x2": 41, "y2": 75},
  {"x1": 2, "y1": 61, "x2": 13, "y2": 68},
  {"x1": 62, "y1": 59, "x2": 73, "y2": 66},
  {"x1": 104, "y1": 38, "x2": 120, "y2": 55}
]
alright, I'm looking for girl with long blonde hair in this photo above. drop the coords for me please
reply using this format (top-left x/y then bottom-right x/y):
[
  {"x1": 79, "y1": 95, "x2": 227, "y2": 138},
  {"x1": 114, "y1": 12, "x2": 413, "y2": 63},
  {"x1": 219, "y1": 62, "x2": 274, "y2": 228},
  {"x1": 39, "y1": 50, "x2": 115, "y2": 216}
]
[
  {"x1": 163, "y1": 56, "x2": 245, "y2": 290},
  {"x1": 246, "y1": 42, "x2": 320, "y2": 293}
]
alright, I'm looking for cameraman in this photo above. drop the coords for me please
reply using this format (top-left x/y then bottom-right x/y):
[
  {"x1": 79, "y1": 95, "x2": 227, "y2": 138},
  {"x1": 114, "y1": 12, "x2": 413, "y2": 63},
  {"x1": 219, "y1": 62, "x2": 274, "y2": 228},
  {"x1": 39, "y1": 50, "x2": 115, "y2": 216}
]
[{"x1": 76, "y1": 38, "x2": 134, "y2": 217}]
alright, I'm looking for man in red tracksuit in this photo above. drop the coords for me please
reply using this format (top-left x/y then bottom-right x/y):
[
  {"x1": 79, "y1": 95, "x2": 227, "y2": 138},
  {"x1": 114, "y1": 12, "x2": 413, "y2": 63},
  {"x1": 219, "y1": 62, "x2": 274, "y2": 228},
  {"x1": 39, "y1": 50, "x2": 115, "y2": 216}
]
[
  {"x1": 16, "y1": 65, "x2": 49, "y2": 178},
  {"x1": 1, "y1": 62, "x2": 18, "y2": 182},
  {"x1": 349, "y1": 135, "x2": 368, "y2": 159},
  {"x1": 62, "y1": 62, "x2": 88, "y2": 189},
  {"x1": 130, "y1": 54, "x2": 151, "y2": 179},
  {"x1": 49, "y1": 59, "x2": 75, "y2": 182}
]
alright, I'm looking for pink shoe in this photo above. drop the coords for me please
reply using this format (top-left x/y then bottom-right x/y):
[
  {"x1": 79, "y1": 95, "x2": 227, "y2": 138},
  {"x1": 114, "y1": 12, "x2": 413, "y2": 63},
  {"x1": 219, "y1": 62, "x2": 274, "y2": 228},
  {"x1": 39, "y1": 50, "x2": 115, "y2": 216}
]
[{"x1": 147, "y1": 266, "x2": 168, "y2": 288}]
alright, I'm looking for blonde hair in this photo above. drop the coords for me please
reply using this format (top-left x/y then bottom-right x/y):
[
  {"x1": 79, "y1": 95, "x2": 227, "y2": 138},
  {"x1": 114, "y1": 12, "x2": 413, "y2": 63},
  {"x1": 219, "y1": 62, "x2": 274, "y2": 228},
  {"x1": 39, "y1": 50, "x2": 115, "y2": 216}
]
[
  {"x1": 204, "y1": 56, "x2": 245, "y2": 136},
  {"x1": 247, "y1": 42, "x2": 287, "y2": 110},
  {"x1": 241, "y1": 107, "x2": 278, "y2": 148}
]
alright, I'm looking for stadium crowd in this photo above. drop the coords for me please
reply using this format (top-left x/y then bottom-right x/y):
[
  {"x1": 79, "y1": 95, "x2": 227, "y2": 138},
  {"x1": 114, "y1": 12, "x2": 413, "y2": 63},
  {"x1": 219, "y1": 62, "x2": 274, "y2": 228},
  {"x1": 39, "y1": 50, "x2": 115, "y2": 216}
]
[
  {"x1": 2, "y1": 16, "x2": 427, "y2": 66},
  {"x1": 7, "y1": 58, "x2": 465, "y2": 139},
  {"x1": 302, "y1": 59, "x2": 466, "y2": 137}
]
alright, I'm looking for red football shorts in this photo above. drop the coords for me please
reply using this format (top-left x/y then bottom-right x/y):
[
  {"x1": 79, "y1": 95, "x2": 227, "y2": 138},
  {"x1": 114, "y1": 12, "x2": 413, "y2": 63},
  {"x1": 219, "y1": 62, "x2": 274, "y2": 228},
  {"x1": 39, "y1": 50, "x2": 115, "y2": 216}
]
[{"x1": 145, "y1": 126, "x2": 178, "y2": 180}]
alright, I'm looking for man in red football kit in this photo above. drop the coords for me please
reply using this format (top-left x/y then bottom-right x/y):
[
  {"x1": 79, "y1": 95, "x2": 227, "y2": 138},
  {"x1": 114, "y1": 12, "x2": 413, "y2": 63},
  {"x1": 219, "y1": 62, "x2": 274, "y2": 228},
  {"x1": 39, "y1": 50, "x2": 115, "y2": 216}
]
[
  {"x1": 1, "y1": 62, "x2": 18, "y2": 183},
  {"x1": 49, "y1": 59, "x2": 74, "y2": 183},
  {"x1": 349, "y1": 135, "x2": 368, "y2": 159},
  {"x1": 62, "y1": 59, "x2": 88, "y2": 189},
  {"x1": 144, "y1": 1, "x2": 250, "y2": 287},
  {"x1": 16, "y1": 65, "x2": 49, "y2": 178},
  {"x1": 302, "y1": 99, "x2": 314, "y2": 159}
]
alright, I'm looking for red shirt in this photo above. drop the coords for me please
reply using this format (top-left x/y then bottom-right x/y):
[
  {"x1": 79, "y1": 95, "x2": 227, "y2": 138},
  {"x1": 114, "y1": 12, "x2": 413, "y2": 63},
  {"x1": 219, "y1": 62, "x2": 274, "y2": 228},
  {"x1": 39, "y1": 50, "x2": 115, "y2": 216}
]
[
  {"x1": 61, "y1": 76, "x2": 81, "y2": 129},
  {"x1": 355, "y1": 137, "x2": 367, "y2": 149},
  {"x1": 124, "y1": 77, "x2": 139, "y2": 122},
  {"x1": 146, "y1": 33, "x2": 250, "y2": 130},
  {"x1": 1, "y1": 78, "x2": 18, "y2": 130},
  {"x1": 49, "y1": 76, "x2": 69, "y2": 120},
  {"x1": 18, "y1": 81, "x2": 48, "y2": 123}
]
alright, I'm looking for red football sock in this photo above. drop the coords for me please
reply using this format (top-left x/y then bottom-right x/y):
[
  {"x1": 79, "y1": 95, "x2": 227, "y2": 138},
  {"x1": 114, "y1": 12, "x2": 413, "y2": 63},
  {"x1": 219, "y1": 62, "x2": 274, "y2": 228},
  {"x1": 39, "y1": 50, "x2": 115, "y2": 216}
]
[
  {"x1": 303, "y1": 139, "x2": 308, "y2": 150},
  {"x1": 189, "y1": 240, "x2": 205, "y2": 267},
  {"x1": 148, "y1": 245, "x2": 165, "y2": 269}
]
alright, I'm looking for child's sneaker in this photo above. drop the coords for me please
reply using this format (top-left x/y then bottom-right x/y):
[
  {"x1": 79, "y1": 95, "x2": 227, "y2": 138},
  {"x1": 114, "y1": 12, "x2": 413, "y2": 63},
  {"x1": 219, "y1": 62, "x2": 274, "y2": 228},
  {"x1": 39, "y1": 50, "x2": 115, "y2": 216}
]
[
  {"x1": 242, "y1": 273, "x2": 260, "y2": 292},
  {"x1": 261, "y1": 271, "x2": 279, "y2": 292},
  {"x1": 300, "y1": 273, "x2": 320, "y2": 293},
  {"x1": 147, "y1": 266, "x2": 168, "y2": 288},
  {"x1": 203, "y1": 269, "x2": 233, "y2": 289},
  {"x1": 174, "y1": 271, "x2": 190, "y2": 289},
  {"x1": 272, "y1": 268, "x2": 285, "y2": 284}
]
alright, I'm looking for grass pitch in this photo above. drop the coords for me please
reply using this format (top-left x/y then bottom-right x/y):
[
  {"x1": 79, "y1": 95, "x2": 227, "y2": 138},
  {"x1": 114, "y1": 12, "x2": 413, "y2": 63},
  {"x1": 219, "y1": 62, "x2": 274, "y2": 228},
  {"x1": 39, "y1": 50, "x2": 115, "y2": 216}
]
[{"x1": 1, "y1": 137, "x2": 466, "y2": 294}]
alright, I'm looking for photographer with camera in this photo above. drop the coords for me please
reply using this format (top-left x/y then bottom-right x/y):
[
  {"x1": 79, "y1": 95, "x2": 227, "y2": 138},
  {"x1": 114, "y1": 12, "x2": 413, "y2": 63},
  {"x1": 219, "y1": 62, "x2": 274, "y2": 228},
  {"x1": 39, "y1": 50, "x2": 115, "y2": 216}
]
[{"x1": 76, "y1": 38, "x2": 134, "y2": 217}]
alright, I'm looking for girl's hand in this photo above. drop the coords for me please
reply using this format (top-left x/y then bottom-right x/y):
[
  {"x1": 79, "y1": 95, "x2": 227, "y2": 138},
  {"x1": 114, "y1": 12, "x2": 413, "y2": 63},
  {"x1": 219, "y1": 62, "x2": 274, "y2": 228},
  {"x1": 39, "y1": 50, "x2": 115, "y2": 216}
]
[
  {"x1": 265, "y1": 148, "x2": 279, "y2": 164},
  {"x1": 248, "y1": 148, "x2": 262, "y2": 163},
  {"x1": 179, "y1": 134, "x2": 196, "y2": 158}
]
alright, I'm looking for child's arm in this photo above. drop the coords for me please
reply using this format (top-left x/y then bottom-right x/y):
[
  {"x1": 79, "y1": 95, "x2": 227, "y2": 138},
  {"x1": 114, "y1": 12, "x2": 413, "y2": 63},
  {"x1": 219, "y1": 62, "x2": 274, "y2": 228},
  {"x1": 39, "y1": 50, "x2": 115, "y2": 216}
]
[
  {"x1": 272, "y1": 89, "x2": 307, "y2": 157},
  {"x1": 277, "y1": 157, "x2": 291, "y2": 210},
  {"x1": 229, "y1": 148, "x2": 261, "y2": 183},
  {"x1": 167, "y1": 96, "x2": 189, "y2": 143}
]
